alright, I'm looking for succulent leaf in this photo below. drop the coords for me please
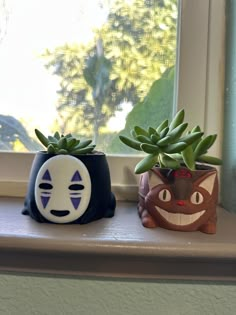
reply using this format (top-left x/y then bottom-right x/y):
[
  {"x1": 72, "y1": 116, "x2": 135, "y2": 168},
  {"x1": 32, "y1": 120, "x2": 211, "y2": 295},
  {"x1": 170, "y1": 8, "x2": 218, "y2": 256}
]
[
  {"x1": 135, "y1": 154, "x2": 157, "y2": 174},
  {"x1": 48, "y1": 136, "x2": 58, "y2": 143},
  {"x1": 191, "y1": 125, "x2": 201, "y2": 133},
  {"x1": 130, "y1": 129, "x2": 137, "y2": 139},
  {"x1": 73, "y1": 139, "x2": 93, "y2": 150},
  {"x1": 160, "y1": 154, "x2": 180, "y2": 169},
  {"x1": 58, "y1": 149, "x2": 68, "y2": 154},
  {"x1": 208, "y1": 134, "x2": 217, "y2": 147},
  {"x1": 35, "y1": 129, "x2": 50, "y2": 148},
  {"x1": 65, "y1": 133, "x2": 73, "y2": 138},
  {"x1": 164, "y1": 142, "x2": 187, "y2": 153},
  {"x1": 151, "y1": 133, "x2": 160, "y2": 144},
  {"x1": 58, "y1": 136, "x2": 67, "y2": 149},
  {"x1": 136, "y1": 135, "x2": 153, "y2": 144},
  {"x1": 182, "y1": 145, "x2": 195, "y2": 170},
  {"x1": 167, "y1": 122, "x2": 188, "y2": 143},
  {"x1": 47, "y1": 144, "x2": 56, "y2": 154},
  {"x1": 196, "y1": 155, "x2": 222, "y2": 165},
  {"x1": 67, "y1": 138, "x2": 77, "y2": 149},
  {"x1": 141, "y1": 143, "x2": 160, "y2": 154},
  {"x1": 179, "y1": 132, "x2": 203, "y2": 145},
  {"x1": 134, "y1": 126, "x2": 149, "y2": 137},
  {"x1": 169, "y1": 109, "x2": 185, "y2": 131},
  {"x1": 119, "y1": 135, "x2": 142, "y2": 151},
  {"x1": 54, "y1": 131, "x2": 61, "y2": 140},
  {"x1": 193, "y1": 135, "x2": 215, "y2": 159},
  {"x1": 160, "y1": 126, "x2": 169, "y2": 138},
  {"x1": 148, "y1": 127, "x2": 157, "y2": 137},
  {"x1": 156, "y1": 119, "x2": 168, "y2": 134},
  {"x1": 71, "y1": 145, "x2": 96, "y2": 155},
  {"x1": 157, "y1": 135, "x2": 171, "y2": 147}
]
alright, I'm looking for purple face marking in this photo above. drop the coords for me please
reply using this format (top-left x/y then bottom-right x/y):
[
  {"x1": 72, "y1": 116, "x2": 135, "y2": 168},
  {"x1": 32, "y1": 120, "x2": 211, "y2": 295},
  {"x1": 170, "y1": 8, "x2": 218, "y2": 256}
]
[
  {"x1": 70, "y1": 197, "x2": 81, "y2": 210},
  {"x1": 69, "y1": 183, "x2": 84, "y2": 210},
  {"x1": 39, "y1": 170, "x2": 53, "y2": 209},
  {"x1": 41, "y1": 196, "x2": 50, "y2": 208},
  {"x1": 69, "y1": 170, "x2": 83, "y2": 210},
  {"x1": 71, "y1": 170, "x2": 82, "y2": 182},
  {"x1": 42, "y1": 169, "x2": 52, "y2": 181}
]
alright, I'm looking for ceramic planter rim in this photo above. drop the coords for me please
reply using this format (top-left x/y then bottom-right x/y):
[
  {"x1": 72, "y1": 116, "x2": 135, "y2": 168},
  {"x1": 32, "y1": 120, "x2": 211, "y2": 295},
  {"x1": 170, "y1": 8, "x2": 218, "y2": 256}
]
[
  {"x1": 151, "y1": 163, "x2": 217, "y2": 172},
  {"x1": 36, "y1": 150, "x2": 105, "y2": 156}
]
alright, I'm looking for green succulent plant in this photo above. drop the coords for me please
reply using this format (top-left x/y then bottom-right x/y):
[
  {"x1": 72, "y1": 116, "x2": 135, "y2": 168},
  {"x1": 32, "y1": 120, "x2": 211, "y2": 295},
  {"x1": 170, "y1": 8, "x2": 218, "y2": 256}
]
[
  {"x1": 119, "y1": 109, "x2": 222, "y2": 174},
  {"x1": 35, "y1": 129, "x2": 96, "y2": 155}
]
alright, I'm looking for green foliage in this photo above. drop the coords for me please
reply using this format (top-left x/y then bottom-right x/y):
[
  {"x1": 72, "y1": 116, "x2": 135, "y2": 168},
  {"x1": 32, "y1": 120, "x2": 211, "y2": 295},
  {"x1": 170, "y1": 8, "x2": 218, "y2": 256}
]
[
  {"x1": 42, "y1": 0, "x2": 177, "y2": 140},
  {"x1": 0, "y1": 115, "x2": 41, "y2": 151},
  {"x1": 83, "y1": 39, "x2": 113, "y2": 142},
  {"x1": 103, "y1": 0, "x2": 177, "y2": 96},
  {"x1": 107, "y1": 67, "x2": 174, "y2": 153},
  {"x1": 182, "y1": 132, "x2": 222, "y2": 169},
  {"x1": 35, "y1": 129, "x2": 95, "y2": 155},
  {"x1": 119, "y1": 109, "x2": 222, "y2": 174}
]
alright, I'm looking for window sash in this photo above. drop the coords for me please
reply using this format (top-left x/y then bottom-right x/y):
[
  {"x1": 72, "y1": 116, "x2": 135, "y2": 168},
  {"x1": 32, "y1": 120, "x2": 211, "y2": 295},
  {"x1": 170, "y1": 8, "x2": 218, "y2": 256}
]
[{"x1": 0, "y1": 0, "x2": 225, "y2": 199}]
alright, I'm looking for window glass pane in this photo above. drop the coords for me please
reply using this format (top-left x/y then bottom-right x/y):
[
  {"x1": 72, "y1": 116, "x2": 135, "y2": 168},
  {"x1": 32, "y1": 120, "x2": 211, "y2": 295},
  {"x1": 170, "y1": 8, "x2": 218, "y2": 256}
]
[{"x1": 0, "y1": 0, "x2": 178, "y2": 153}]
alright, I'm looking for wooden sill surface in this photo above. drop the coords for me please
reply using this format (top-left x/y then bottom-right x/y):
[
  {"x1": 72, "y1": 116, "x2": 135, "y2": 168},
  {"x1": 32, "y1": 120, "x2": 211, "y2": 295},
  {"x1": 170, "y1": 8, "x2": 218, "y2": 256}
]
[{"x1": 0, "y1": 197, "x2": 236, "y2": 280}]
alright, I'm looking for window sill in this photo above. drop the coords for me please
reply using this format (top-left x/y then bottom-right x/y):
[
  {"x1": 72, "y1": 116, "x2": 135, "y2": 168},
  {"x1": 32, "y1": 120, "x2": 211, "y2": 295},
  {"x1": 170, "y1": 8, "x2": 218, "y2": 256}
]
[{"x1": 0, "y1": 197, "x2": 236, "y2": 281}]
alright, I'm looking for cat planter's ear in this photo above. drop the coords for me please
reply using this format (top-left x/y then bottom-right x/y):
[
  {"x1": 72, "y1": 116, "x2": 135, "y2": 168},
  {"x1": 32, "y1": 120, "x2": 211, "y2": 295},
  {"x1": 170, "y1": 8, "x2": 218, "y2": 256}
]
[
  {"x1": 139, "y1": 169, "x2": 165, "y2": 198},
  {"x1": 148, "y1": 169, "x2": 165, "y2": 190},
  {"x1": 198, "y1": 172, "x2": 217, "y2": 195}
]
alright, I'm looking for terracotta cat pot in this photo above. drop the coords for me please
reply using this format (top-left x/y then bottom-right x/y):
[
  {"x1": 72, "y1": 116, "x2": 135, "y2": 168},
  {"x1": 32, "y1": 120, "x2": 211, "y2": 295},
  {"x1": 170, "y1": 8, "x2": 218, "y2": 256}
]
[
  {"x1": 22, "y1": 152, "x2": 116, "y2": 224},
  {"x1": 138, "y1": 166, "x2": 218, "y2": 234}
]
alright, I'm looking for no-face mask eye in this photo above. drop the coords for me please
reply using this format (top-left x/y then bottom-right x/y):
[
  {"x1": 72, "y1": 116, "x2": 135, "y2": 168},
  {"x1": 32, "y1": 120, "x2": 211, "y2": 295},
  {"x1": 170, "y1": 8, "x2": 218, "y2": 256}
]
[
  {"x1": 69, "y1": 184, "x2": 84, "y2": 191},
  {"x1": 39, "y1": 183, "x2": 53, "y2": 190}
]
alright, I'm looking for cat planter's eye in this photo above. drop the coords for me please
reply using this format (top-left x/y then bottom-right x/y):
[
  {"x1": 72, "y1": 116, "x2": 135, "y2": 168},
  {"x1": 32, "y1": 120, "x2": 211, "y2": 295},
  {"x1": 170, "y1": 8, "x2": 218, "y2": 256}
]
[
  {"x1": 158, "y1": 189, "x2": 171, "y2": 202},
  {"x1": 190, "y1": 191, "x2": 204, "y2": 205}
]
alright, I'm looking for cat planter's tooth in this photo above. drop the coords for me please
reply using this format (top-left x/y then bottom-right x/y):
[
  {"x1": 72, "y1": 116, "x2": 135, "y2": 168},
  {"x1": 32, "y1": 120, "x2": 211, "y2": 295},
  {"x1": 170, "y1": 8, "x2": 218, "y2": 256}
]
[
  {"x1": 179, "y1": 213, "x2": 187, "y2": 225},
  {"x1": 165, "y1": 210, "x2": 171, "y2": 223},
  {"x1": 175, "y1": 213, "x2": 181, "y2": 226},
  {"x1": 181, "y1": 213, "x2": 193, "y2": 225}
]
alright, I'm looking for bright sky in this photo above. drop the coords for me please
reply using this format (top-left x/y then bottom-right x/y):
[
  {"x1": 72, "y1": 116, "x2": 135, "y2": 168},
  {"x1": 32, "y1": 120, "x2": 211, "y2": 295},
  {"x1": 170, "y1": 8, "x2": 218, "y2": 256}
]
[{"x1": 0, "y1": 0, "x2": 127, "y2": 134}]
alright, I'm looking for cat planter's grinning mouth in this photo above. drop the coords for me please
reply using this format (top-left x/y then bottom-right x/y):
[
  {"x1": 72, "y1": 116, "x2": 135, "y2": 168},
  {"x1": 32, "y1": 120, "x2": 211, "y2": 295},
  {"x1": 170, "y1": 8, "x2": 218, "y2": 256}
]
[{"x1": 155, "y1": 207, "x2": 206, "y2": 226}]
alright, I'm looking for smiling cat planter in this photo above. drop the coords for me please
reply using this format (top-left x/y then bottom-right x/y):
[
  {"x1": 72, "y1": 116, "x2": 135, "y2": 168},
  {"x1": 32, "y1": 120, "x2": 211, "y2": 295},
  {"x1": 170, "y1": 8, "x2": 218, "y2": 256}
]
[
  {"x1": 23, "y1": 130, "x2": 116, "y2": 224},
  {"x1": 119, "y1": 109, "x2": 222, "y2": 234},
  {"x1": 138, "y1": 166, "x2": 218, "y2": 233}
]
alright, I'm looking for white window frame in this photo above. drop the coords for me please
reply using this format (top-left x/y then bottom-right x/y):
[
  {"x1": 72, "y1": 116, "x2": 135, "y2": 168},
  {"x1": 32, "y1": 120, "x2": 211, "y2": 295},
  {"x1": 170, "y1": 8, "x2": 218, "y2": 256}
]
[{"x1": 0, "y1": 0, "x2": 225, "y2": 199}]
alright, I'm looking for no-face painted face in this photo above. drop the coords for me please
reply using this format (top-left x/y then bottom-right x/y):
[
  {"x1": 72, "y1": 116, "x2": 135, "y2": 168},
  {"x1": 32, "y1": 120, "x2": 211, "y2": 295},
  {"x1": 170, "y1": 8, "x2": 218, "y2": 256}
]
[{"x1": 35, "y1": 155, "x2": 91, "y2": 223}]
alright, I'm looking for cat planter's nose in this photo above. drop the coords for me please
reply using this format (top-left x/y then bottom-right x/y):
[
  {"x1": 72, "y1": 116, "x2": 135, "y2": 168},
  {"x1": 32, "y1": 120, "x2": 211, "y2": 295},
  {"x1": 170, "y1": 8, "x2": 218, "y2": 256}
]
[{"x1": 177, "y1": 200, "x2": 185, "y2": 206}]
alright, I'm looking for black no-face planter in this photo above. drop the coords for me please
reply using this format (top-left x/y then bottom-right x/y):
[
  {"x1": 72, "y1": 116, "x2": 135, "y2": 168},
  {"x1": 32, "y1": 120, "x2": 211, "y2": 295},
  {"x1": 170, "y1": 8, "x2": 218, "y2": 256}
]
[{"x1": 22, "y1": 152, "x2": 116, "y2": 224}]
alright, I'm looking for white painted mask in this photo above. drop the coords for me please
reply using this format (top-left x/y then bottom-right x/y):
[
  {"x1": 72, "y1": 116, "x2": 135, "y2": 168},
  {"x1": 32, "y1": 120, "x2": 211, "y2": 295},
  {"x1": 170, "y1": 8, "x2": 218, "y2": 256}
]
[{"x1": 35, "y1": 155, "x2": 91, "y2": 223}]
